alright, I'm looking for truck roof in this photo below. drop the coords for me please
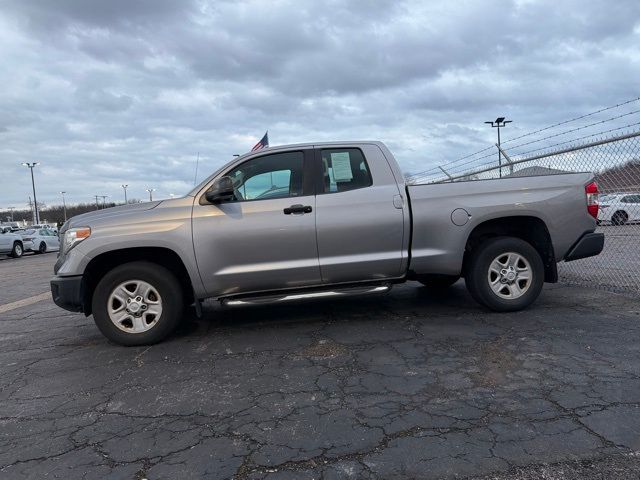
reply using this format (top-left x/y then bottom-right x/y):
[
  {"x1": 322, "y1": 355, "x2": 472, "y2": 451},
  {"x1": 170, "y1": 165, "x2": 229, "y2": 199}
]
[{"x1": 234, "y1": 140, "x2": 387, "y2": 160}]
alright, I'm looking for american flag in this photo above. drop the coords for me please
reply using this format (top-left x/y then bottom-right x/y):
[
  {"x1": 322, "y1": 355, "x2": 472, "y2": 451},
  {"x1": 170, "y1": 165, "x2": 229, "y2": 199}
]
[{"x1": 251, "y1": 131, "x2": 269, "y2": 151}]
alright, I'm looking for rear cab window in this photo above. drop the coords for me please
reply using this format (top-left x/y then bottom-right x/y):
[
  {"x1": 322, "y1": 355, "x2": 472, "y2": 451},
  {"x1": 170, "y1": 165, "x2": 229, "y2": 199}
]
[{"x1": 319, "y1": 148, "x2": 373, "y2": 194}]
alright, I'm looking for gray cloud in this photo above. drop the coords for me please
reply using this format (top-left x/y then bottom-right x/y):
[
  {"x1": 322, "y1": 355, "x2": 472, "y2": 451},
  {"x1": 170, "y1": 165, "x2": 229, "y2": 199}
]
[{"x1": 0, "y1": 0, "x2": 639, "y2": 208}]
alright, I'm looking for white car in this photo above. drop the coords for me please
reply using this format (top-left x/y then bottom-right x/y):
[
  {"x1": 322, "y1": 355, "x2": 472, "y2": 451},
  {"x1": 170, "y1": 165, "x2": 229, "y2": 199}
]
[
  {"x1": 598, "y1": 193, "x2": 640, "y2": 225},
  {"x1": 0, "y1": 230, "x2": 26, "y2": 257},
  {"x1": 22, "y1": 228, "x2": 60, "y2": 253}
]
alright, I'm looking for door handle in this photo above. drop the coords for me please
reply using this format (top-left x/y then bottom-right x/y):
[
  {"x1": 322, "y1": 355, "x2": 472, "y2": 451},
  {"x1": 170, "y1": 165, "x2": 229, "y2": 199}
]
[{"x1": 283, "y1": 204, "x2": 312, "y2": 215}]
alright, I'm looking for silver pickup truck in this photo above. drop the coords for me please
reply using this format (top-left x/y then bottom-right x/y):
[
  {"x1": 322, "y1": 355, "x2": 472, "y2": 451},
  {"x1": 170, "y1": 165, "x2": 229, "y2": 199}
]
[{"x1": 51, "y1": 141, "x2": 604, "y2": 345}]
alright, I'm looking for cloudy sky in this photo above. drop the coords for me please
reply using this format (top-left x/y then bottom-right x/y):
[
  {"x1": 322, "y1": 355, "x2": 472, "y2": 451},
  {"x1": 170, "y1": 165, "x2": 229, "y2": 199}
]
[{"x1": 1, "y1": 0, "x2": 639, "y2": 207}]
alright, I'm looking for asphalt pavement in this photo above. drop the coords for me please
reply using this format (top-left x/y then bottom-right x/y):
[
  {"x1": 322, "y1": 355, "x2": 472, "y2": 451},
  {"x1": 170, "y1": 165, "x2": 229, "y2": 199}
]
[{"x1": 1, "y1": 253, "x2": 639, "y2": 479}]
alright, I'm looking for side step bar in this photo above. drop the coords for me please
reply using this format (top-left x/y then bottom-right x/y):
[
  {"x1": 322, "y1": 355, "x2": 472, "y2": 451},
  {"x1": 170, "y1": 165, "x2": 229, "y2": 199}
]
[{"x1": 221, "y1": 283, "x2": 392, "y2": 306}]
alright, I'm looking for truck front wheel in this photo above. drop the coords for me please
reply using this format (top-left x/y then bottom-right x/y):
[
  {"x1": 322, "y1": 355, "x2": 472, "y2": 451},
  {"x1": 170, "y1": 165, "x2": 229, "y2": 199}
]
[
  {"x1": 465, "y1": 237, "x2": 544, "y2": 312},
  {"x1": 92, "y1": 261, "x2": 184, "y2": 346}
]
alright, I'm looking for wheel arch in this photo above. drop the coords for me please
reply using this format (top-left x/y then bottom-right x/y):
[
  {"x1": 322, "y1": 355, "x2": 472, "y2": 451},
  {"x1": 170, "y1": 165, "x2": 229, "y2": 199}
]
[
  {"x1": 81, "y1": 247, "x2": 195, "y2": 316},
  {"x1": 463, "y1": 216, "x2": 557, "y2": 283}
]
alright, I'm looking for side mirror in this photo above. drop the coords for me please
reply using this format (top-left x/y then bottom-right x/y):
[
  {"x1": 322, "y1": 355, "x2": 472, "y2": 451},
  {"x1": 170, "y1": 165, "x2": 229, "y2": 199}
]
[{"x1": 205, "y1": 176, "x2": 235, "y2": 204}]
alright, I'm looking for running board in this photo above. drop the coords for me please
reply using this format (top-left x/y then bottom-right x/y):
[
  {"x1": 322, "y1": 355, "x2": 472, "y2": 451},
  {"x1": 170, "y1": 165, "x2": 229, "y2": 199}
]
[{"x1": 221, "y1": 283, "x2": 392, "y2": 306}]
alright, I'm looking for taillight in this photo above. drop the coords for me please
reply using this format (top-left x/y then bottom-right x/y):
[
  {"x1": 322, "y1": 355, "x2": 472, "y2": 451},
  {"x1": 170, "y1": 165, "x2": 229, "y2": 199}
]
[{"x1": 585, "y1": 181, "x2": 599, "y2": 219}]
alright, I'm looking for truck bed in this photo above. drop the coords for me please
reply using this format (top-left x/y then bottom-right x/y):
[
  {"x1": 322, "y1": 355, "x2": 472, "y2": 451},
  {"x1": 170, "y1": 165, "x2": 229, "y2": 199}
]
[{"x1": 406, "y1": 173, "x2": 596, "y2": 277}]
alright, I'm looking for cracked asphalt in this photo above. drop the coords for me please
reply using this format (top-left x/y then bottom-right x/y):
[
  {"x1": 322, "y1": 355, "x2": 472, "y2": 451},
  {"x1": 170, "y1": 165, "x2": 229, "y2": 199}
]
[{"x1": 1, "y1": 254, "x2": 639, "y2": 479}]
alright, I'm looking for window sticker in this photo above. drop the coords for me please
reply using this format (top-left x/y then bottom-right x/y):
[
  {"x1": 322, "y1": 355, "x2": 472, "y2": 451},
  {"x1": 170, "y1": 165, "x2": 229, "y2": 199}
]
[{"x1": 330, "y1": 152, "x2": 353, "y2": 181}]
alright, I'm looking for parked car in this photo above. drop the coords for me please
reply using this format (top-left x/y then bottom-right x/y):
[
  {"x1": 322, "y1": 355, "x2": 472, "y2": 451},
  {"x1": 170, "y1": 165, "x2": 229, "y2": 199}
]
[
  {"x1": 598, "y1": 193, "x2": 640, "y2": 225},
  {"x1": 0, "y1": 222, "x2": 20, "y2": 232},
  {"x1": 0, "y1": 229, "x2": 25, "y2": 258},
  {"x1": 22, "y1": 228, "x2": 60, "y2": 253},
  {"x1": 51, "y1": 141, "x2": 604, "y2": 346},
  {"x1": 31, "y1": 224, "x2": 58, "y2": 234}
]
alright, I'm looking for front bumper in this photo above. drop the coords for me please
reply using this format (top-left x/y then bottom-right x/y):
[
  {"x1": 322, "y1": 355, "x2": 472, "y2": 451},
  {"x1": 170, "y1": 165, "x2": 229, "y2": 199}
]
[
  {"x1": 50, "y1": 275, "x2": 84, "y2": 312},
  {"x1": 564, "y1": 232, "x2": 605, "y2": 262}
]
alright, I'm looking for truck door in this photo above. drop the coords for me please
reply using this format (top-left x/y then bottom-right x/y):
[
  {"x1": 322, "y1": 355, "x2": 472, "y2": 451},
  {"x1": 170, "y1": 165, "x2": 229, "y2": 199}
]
[
  {"x1": 313, "y1": 145, "x2": 406, "y2": 283},
  {"x1": 192, "y1": 149, "x2": 321, "y2": 296}
]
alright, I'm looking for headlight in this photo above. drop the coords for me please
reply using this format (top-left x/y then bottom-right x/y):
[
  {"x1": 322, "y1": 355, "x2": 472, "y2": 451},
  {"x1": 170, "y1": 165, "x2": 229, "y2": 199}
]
[{"x1": 63, "y1": 227, "x2": 91, "y2": 253}]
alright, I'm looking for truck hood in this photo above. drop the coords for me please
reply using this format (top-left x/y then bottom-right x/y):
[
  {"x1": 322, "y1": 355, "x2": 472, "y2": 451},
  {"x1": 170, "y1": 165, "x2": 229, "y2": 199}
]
[{"x1": 64, "y1": 201, "x2": 163, "y2": 230}]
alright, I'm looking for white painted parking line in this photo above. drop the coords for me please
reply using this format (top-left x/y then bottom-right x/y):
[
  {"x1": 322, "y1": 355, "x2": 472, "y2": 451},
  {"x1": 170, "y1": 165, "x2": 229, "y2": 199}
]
[{"x1": 0, "y1": 292, "x2": 51, "y2": 314}]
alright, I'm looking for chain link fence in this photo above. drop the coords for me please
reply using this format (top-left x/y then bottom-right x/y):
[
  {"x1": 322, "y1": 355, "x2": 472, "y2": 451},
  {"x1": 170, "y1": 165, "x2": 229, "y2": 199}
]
[{"x1": 408, "y1": 123, "x2": 640, "y2": 294}]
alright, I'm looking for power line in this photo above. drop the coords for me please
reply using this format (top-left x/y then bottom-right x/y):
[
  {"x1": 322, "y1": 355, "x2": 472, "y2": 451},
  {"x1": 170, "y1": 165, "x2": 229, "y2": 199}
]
[
  {"x1": 504, "y1": 108, "x2": 640, "y2": 153},
  {"x1": 512, "y1": 120, "x2": 640, "y2": 159},
  {"x1": 408, "y1": 96, "x2": 640, "y2": 182},
  {"x1": 502, "y1": 96, "x2": 640, "y2": 145}
]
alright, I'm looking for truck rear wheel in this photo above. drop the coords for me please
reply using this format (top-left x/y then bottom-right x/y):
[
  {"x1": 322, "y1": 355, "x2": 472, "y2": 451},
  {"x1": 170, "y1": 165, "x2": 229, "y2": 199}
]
[
  {"x1": 465, "y1": 237, "x2": 544, "y2": 312},
  {"x1": 92, "y1": 261, "x2": 184, "y2": 346}
]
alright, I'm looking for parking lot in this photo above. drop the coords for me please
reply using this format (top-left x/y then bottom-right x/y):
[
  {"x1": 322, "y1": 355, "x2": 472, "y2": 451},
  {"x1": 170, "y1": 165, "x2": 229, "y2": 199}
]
[
  {"x1": 1, "y1": 253, "x2": 639, "y2": 479},
  {"x1": 559, "y1": 224, "x2": 640, "y2": 292}
]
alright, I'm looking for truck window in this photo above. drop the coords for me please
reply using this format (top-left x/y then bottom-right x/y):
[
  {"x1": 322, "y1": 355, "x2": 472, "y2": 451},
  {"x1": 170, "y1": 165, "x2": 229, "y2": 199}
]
[
  {"x1": 320, "y1": 148, "x2": 373, "y2": 193},
  {"x1": 225, "y1": 151, "x2": 304, "y2": 201}
]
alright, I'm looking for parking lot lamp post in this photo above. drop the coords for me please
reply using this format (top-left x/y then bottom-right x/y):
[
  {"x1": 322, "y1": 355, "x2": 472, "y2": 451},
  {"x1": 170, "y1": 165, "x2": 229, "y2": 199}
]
[
  {"x1": 7, "y1": 207, "x2": 15, "y2": 221},
  {"x1": 484, "y1": 117, "x2": 512, "y2": 177},
  {"x1": 121, "y1": 184, "x2": 128, "y2": 204},
  {"x1": 21, "y1": 162, "x2": 40, "y2": 224},
  {"x1": 59, "y1": 191, "x2": 67, "y2": 222},
  {"x1": 146, "y1": 188, "x2": 155, "y2": 201}
]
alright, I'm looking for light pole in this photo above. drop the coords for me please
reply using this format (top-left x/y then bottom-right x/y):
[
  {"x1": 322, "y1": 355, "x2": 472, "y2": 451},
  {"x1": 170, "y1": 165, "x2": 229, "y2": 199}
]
[
  {"x1": 484, "y1": 117, "x2": 512, "y2": 177},
  {"x1": 7, "y1": 207, "x2": 15, "y2": 222},
  {"x1": 59, "y1": 191, "x2": 67, "y2": 222},
  {"x1": 146, "y1": 188, "x2": 155, "y2": 201},
  {"x1": 121, "y1": 184, "x2": 128, "y2": 204},
  {"x1": 21, "y1": 162, "x2": 40, "y2": 224}
]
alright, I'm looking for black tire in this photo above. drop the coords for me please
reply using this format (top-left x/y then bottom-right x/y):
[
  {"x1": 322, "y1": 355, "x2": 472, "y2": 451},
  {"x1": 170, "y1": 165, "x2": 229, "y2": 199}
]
[
  {"x1": 611, "y1": 211, "x2": 628, "y2": 226},
  {"x1": 464, "y1": 237, "x2": 544, "y2": 312},
  {"x1": 37, "y1": 242, "x2": 47, "y2": 254},
  {"x1": 9, "y1": 242, "x2": 23, "y2": 258},
  {"x1": 92, "y1": 261, "x2": 184, "y2": 346},
  {"x1": 418, "y1": 275, "x2": 460, "y2": 289}
]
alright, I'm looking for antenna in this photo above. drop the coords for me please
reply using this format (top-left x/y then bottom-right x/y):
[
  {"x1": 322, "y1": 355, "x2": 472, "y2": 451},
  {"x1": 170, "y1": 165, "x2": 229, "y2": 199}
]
[{"x1": 193, "y1": 152, "x2": 200, "y2": 186}]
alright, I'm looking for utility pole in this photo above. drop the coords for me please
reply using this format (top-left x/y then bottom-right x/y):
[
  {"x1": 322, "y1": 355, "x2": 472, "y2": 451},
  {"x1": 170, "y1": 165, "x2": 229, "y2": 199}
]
[
  {"x1": 22, "y1": 162, "x2": 40, "y2": 223},
  {"x1": 59, "y1": 191, "x2": 67, "y2": 222},
  {"x1": 27, "y1": 196, "x2": 34, "y2": 224},
  {"x1": 146, "y1": 188, "x2": 155, "y2": 201},
  {"x1": 484, "y1": 117, "x2": 512, "y2": 177},
  {"x1": 7, "y1": 207, "x2": 15, "y2": 222},
  {"x1": 94, "y1": 195, "x2": 100, "y2": 210},
  {"x1": 99, "y1": 195, "x2": 108, "y2": 209},
  {"x1": 121, "y1": 184, "x2": 128, "y2": 204}
]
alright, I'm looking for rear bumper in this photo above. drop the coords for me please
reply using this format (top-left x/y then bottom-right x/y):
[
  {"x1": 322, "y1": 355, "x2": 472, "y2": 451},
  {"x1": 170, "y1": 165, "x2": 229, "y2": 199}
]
[
  {"x1": 564, "y1": 232, "x2": 604, "y2": 262},
  {"x1": 50, "y1": 275, "x2": 84, "y2": 312}
]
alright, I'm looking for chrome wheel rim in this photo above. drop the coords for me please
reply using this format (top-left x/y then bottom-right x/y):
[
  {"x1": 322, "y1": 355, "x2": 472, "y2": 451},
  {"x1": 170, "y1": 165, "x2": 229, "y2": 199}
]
[
  {"x1": 488, "y1": 252, "x2": 532, "y2": 300},
  {"x1": 15, "y1": 244, "x2": 22, "y2": 256},
  {"x1": 107, "y1": 280, "x2": 163, "y2": 333}
]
